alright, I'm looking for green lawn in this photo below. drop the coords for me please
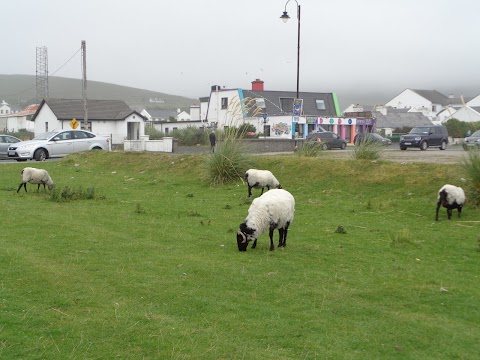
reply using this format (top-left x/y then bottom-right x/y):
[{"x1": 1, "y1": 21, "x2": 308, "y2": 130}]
[{"x1": 1, "y1": 151, "x2": 479, "y2": 359}]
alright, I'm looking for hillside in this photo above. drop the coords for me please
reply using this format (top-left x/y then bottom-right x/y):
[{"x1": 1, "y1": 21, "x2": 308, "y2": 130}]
[{"x1": 0, "y1": 74, "x2": 199, "y2": 112}]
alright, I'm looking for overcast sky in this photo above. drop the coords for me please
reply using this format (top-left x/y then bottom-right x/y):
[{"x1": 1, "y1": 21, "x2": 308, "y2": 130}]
[{"x1": 3, "y1": 0, "x2": 480, "y2": 104}]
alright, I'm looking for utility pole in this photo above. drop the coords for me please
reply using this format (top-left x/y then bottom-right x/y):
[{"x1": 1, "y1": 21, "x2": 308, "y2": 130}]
[{"x1": 81, "y1": 40, "x2": 88, "y2": 129}]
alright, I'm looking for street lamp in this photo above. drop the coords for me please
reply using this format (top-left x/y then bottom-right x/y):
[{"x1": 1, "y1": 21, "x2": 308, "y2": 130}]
[{"x1": 280, "y1": 0, "x2": 301, "y2": 99}]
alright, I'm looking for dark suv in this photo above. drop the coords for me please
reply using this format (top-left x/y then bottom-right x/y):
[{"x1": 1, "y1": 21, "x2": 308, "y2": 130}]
[{"x1": 399, "y1": 126, "x2": 449, "y2": 150}]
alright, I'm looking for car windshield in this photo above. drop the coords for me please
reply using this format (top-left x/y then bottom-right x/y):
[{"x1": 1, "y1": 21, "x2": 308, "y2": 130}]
[
  {"x1": 33, "y1": 131, "x2": 57, "y2": 140},
  {"x1": 471, "y1": 130, "x2": 480, "y2": 137},
  {"x1": 371, "y1": 133, "x2": 382, "y2": 139},
  {"x1": 410, "y1": 127, "x2": 429, "y2": 134}
]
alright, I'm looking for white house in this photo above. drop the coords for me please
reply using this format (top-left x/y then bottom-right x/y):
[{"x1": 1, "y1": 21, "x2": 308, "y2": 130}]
[
  {"x1": 0, "y1": 103, "x2": 38, "y2": 132},
  {"x1": 32, "y1": 99, "x2": 146, "y2": 144},
  {"x1": 0, "y1": 100, "x2": 11, "y2": 115}
]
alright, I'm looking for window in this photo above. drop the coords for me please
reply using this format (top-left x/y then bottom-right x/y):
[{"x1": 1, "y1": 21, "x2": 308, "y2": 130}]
[
  {"x1": 165, "y1": 128, "x2": 169, "y2": 134},
  {"x1": 432, "y1": 105, "x2": 437, "y2": 112},
  {"x1": 45, "y1": 122, "x2": 48, "y2": 132},
  {"x1": 280, "y1": 98, "x2": 294, "y2": 113},
  {"x1": 221, "y1": 97, "x2": 228, "y2": 109},
  {"x1": 316, "y1": 100, "x2": 326, "y2": 110}
]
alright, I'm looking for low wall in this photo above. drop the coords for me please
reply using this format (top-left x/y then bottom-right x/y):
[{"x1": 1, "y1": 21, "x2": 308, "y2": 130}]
[
  {"x1": 124, "y1": 137, "x2": 175, "y2": 153},
  {"x1": 235, "y1": 138, "x2": 297, "y2": 153}
]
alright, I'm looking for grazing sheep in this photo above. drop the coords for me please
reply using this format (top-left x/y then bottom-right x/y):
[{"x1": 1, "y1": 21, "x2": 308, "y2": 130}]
[
  {"x1": 237, "y1": 189, "x2": 295, "y2": 251},
  {"x1": 435, "y1": 184, "x2": 465, "y2": 221},
  {"x1": 17, "y1": 167, "x2": 54, "y2": 193},
  {"x1": 245, "y1": 169, "x2": 282, "y2": 197}
]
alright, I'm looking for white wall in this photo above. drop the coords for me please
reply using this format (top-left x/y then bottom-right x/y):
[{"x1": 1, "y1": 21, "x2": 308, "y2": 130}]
[
  {"x1": 207, "y1": 89, "x2": 243, "y2": 129},
  {"x1": 34, "y1": 104, "x2": 61, "y2": 135},
  {"x1": 467, "y1": 95, "x2": 480, "y2": 107},
  {"x1": 445, "y1": 106, "x2": 480, "y2": 122}
]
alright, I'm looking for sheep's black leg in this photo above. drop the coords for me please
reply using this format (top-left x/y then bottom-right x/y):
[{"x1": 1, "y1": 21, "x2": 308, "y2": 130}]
[
  {"x1": 282, "y1": 222, "x2": 290, "y2": 247},
  {"x1": 17, "y1": 182, "x2": 26, "y2": 193},
  {"x1": 447, "y1": 208, "x2": 452, "y2": 220},
  {"x1": 269, "y1": 228, "x2": 275, "y2": 251},
  {"x1": 261, "y1": 187, "x2": 265, "y2": 195},
  {"x1": 435, "y1": 202, "x2": 441, "y2": 221},
  {"x1": 248, "y1": 185, "x2": 252, "y2": 197},
  {"x1": 37, "y1": 184, "x2": 41, "y2": 191},
  {"x1": 251, "y1": 239, "x2": 257, "y2": 249},
  {"x1": 458, "y1": 206, "x2": 462, "y2": 218},
  {"x1": 278, "y1": 228, "x2": 285, "y2": 247}
]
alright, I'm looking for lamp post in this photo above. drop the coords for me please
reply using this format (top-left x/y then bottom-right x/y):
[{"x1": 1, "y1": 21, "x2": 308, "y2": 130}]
[{"x1": 280, "y1": 0, "x2": 301, "y2": 99}]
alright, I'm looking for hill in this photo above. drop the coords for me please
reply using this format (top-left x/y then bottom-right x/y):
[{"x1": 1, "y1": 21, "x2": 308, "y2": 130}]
[{"x1": 0, "y1": 74, "x2": 199, "y2": 112}]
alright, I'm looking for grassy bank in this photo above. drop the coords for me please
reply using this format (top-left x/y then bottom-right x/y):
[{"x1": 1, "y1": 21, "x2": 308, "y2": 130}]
[{"x1": 1, "y1": 152, "x2": 479, "y2": 359}]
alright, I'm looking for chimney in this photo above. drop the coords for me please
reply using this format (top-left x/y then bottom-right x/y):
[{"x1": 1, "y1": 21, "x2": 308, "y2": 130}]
[{"x1": 251, "y1": 79, "x2": 264, "y2": 91}]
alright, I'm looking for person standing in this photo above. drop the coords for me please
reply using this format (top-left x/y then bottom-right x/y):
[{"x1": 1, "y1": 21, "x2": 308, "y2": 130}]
[{"x1": 209, "y1": 130, "x2": 216, "y2": 153}]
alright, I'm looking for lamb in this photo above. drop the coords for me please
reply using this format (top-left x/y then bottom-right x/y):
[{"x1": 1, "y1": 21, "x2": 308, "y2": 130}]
[
  {"x1": 17, "y1": 167, "x2": 54, "y2": 193},
  {"x1": 237, "y1": 189, "x2": 295, "y2": 251},
  {"x1": 435, "y1": 184, "x2": 465, "y2": 221},
  {"x1": 244, "y1": 168, "x2": 282, "y2": 197}
]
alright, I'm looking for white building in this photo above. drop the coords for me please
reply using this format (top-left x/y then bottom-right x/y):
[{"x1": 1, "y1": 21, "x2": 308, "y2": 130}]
[{"x1": 32, "y1": 99, "x2": 146, "y2": 144}]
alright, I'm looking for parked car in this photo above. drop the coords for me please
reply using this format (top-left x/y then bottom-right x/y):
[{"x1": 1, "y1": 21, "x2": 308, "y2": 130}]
[
  {"x1": 399, "y1": 125, "x2": 449, "y2": 150},
  {"x1": 7, "y1": 129, "x2": 110, "y2": 161},
  {"x1": 306, "y1": 131, "x2": 347, "y2": 150},
  {"x1": 0, "y1": 134, "x2": 21, "y2": 159},
  {"x1": 354, "y1": 133, "x2": 392, "y2": 146},
  {"x1": 463, "y1": 130, "x2": 480, "y2": 150}
]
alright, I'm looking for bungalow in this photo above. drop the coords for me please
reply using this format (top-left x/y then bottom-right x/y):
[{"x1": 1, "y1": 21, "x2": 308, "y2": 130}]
[{"x1": 32, "y1": 98, "x2": 146, "y2": 144}]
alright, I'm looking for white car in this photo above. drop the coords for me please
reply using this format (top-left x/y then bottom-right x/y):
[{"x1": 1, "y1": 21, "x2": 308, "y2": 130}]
[
  {"x1": 0, "y1": 134, "x2": 21, "y2": 159},
  {"x1": 7, "y1": 130, "x2": 110, "y2": 161}
]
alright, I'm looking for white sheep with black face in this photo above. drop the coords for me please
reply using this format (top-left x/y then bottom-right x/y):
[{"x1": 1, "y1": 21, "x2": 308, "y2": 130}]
[
  {"x1": 237, "y1": 189, "x2": 295, "y2": 251},
  {"x1": 436, "y1": 184, "x2": 465, "y2": 221},
  {"x1": 244, "y1": 169, "x2": 282, "y2": 197},
  {"x1": 17, "y1": 167, "x2": 54, "y2": 193}
]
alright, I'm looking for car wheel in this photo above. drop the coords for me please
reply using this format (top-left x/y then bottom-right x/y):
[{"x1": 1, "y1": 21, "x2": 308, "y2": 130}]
[
  {"x1": 420, "y1": 141, "x2": 428, "y2": 151},
  {"x1": 341, "y1": 142, "x2": 346, "y2": 150},
  {"x1": 321, "y1": 143, "x2": 328, "y2": 151},
  {"x1": 16, "y1": 159, "x2": 28, "y2": 162},
  {"x1": 440, "y1": 141, "x2": 447, "y2": 150},
  {"x1": 400, "y1": 146, "x2": 407, "y2": 151},
  {"x1": 34, "y1": 148, "x2": 47, "y2": 161}
]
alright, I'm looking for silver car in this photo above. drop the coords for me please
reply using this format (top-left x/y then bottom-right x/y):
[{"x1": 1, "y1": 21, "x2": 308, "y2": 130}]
[
  {"x1": 463, "y1": 130, "x2": 480, "y2": 150},
  {"x1": 7, "y1": 130, "x2": 110, "y2": 161},
  {"x1": 0, "y1": 134, "x2": 21, "y2": 159}
]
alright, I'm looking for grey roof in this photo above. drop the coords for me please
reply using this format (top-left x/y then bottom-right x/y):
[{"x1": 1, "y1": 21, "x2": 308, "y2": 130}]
[
  {"x1": 240, "y1": 89, "x2": 338, "y2": 117},
  {"x1": 373, "y1": 107, "x2": 433, "y2": 128},
  {"x1": 32, "y1": 98, "x2": 144, "y2": 121},
  {"x1": 145, "y1": 108, "x2": 179, "y2": 119}
]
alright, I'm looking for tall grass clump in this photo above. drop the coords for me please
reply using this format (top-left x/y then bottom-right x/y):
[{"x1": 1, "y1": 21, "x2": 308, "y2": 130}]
[
  {"x1": 204, "y1": 137, "x2": 252, "y2": 186},
  {"x1": 295, "y1": 142, "x2": 323, "y2": 157},
  {"x1": 460, "y1": 149, "x2": 480, "y2": 206},
  {"x1": 351, "y1": 136, "x2": 384, "y2": 160},
  {"x1": 49, "y1": 186, "x2": 97, "y2": 202}
]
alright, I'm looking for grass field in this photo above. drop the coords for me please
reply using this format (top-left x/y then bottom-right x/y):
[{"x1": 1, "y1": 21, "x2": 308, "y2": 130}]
[{"x1": 1, "y1": 151, "x2": 479, "y2": 359}]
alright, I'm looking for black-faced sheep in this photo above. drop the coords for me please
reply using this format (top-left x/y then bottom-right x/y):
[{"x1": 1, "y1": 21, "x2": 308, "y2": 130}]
[
  {"x1": 17, "y1": 167, "x2": 54, "y2": 193},
  {"x1": 237, "y1": 188, "x2": 295, "y2": 251},
  {"x1": 245, "y1": 169, "x2": 282, "y2": 197},
  {"x1": 435, "y1": 184, "x2": 465, "y2": 221}
]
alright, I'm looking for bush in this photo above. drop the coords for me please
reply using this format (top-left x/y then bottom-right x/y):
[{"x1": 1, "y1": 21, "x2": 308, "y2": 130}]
[
  {"x1": 144, "y1": 126, "x2": 165, "y2": 140},
  {"x1": 11, "y1": 128, "x2": 34, "y2": 141},
  {"x1": 295, "y1": 142, "x2": 323, "y2": 157},
  {"x1": 171, "y1": 127, "x2": 208, "y2": 145}
]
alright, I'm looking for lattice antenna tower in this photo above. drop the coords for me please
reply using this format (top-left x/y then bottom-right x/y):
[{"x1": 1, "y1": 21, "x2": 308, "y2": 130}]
[{"x1": 36, "y1": 46, "x2": 49, "y2": 102}]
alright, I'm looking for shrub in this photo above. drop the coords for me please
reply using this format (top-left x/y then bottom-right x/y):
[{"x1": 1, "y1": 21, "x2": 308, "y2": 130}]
[
  {"x1": 144, "y1": 126, "x2": 165, "y2": 140},
  {"x1": 171, "y1": 127, "x2": 208, "y2": 145},
  {"x1": 49, "y1": 186, "x2": 97, "y2": 202},
  {"x1": 295, "y1": 142, "x2": 323, "y2": 157}
]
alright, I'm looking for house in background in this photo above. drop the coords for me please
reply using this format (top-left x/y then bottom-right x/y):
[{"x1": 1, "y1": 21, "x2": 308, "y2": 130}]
[
  {"x1": 385, "y1": 89, "x2": 469, "y2": 121},
  {"x1": 204, "y1": 79, "x2": 371, "y2": 142},
  {"x1": 344, "y1": 105, "x2": 432, "y2": 136},
  {"x1": 0, "y1": 104, "x2": 39, "y2": 132},
  {"x1": 32, "y1": 99, "x2": 146, "y2": 144},
  {"x1": 141, "y1": 106, "x2": 205, "y2": 135}
]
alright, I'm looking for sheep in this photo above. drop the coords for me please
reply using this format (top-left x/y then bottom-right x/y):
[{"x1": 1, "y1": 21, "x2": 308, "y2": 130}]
[
  {"x1": 17, "y1": 167, "x2": 54, "y2": 193},
  {"x1": 237, "y1": 189, "x2": 295, "y2": 251},
  {"x1": 244, "y1": 168, "x2": 282, "y2": 197},
  {"x1": 435, "y1": 184, "x2": 465, "y2": 221}
]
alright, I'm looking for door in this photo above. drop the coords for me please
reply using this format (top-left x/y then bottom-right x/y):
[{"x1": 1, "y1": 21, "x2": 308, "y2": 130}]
[
  {"x1": 49, "y1": 131, "x2": 74, "y2": 156},
  {"x1": 73, "y1": 130, "x2": 93, "y2": 152}
]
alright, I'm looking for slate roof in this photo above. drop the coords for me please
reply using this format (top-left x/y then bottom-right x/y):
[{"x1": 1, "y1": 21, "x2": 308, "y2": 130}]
[
  {"x1": 145, "y1": 108, "x2": 179, "y2": 119},
  {"x1": 240, "y1": 89, "x2": 338, "y2": 117},
  {"x1": 32, "y1": 98, "x2": 143, "y2": 121},
  {"x1": 373, "y1": 107, "x2": 433, "y2": 128}
]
